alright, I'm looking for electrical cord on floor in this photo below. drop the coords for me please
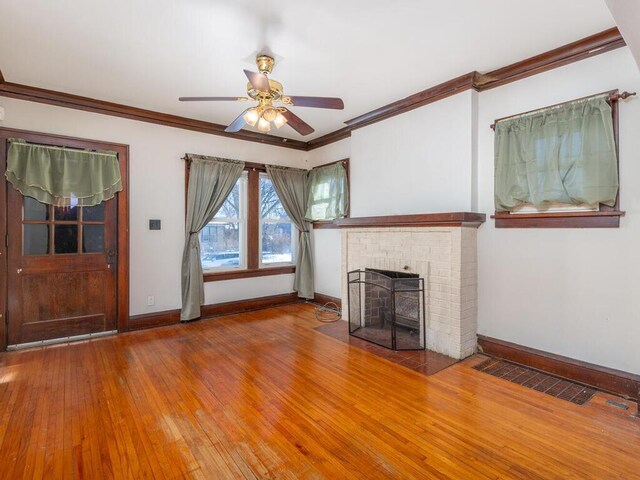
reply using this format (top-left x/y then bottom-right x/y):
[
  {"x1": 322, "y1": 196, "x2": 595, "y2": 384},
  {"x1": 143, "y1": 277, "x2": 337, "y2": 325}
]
[{"x1": 311, "y1": 301, "x2": 341, "y2": 323}]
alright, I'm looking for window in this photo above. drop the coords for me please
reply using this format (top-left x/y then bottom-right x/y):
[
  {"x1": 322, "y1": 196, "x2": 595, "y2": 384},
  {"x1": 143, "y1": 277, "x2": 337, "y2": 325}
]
[
  {"x1": 22, "y1": 197, "x2": 107, "y2": 256},
  {"x1": 492, "y1": 92, "x2": 623, "y2": 228},
  {"x1": 306, "y1": 159, "x2": 350, "y2": 223},
  {"x1": 187, "y1": 163, "x2": 296, "y2": 280},
  {"x1": 200, "y1": 173, "x2": 247, "y2": 271},
  {"x1": 260, "y1": 174, "x2": 294, "y2": 266}
]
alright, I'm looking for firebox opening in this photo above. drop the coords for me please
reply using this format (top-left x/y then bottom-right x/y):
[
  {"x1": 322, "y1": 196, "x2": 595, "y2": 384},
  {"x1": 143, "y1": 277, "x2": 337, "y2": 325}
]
[{"x1": 347, "y1": 269, "x2": 426, "y2": 351}]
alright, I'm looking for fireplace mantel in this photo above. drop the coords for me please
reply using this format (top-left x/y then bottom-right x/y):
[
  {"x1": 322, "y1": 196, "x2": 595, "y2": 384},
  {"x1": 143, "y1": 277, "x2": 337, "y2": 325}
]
[{"x1": 313, "y1": 212, "x2": 486, "y2": 229}]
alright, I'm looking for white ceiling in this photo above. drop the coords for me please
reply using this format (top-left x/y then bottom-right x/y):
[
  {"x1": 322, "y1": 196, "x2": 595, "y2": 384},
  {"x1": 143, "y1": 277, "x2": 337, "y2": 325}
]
[
  {"x1": 605, "y1": 0, "x2": 640, "y2": 72},
  {"x1": 0, "y1": 0, "x2": 616, "y2": 141}
]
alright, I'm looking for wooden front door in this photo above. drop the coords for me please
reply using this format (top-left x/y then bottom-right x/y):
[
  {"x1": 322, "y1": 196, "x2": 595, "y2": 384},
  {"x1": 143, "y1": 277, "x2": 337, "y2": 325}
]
[{"x1": 6, "y1": 186, "x2": 118, "y2": 346}]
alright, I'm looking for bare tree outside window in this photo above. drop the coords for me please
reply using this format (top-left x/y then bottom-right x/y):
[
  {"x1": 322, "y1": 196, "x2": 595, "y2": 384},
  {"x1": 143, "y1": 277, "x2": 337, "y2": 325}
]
[
  {"x1": 260, "y1": 175, "x2": 294, "y2": 265},
  {"x1": 201, "y1": 175, "x2": 246, "y2": 270},
  {"x1": 197, "y1": 171, "x2": 296, "y2": 272}
]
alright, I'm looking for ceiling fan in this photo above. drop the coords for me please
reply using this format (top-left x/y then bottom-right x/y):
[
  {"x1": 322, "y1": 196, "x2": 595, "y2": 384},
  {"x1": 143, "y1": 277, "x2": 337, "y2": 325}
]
[{"x1": 179, "y1": 55, "x2": 344, "y2": 136}]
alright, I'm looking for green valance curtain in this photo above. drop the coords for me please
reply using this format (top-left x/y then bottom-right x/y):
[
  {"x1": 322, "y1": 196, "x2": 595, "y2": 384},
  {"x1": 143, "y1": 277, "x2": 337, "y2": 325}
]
[
  {"x1": 305, "y1": 161, "x2": 349, "y2": 221},
  {"x1": 494, "y1": 94, "x2": 618, "y2": 211},
  {"x1": 5, "y1": 138, "x2": 122, "y2": 207},
  {"x1": 181, "y1": 155, "x2": 245, "y2": 321},
  {"x1": 266, "y1": 165, "x2": 314, "y2": 299}
]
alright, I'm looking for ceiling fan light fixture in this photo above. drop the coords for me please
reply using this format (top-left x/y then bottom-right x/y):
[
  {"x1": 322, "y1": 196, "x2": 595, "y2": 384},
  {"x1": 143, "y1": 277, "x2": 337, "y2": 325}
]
[
  {"x1": 181, "y1": 54, "x2": 341, "y2": 137},
  {"x1": 257, "y1": 117, "x2": 271, "y2": 132},
  {"x1": 262, "y1": 108, "x2": 278, "y2": 122},
  {"x1": 243, "y1": 108, "x2": 260, "y2": 126},
  {"x1": 274, "y1": 111, "x2": 287, "y2": 129}
]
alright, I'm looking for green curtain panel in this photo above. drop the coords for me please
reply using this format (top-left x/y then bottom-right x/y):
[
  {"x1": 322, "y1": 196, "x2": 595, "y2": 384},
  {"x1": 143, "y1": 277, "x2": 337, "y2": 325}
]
[
  {"x1": 266, "y1": 165, "x2": 314, "y2": 299},
  {"x1": 305, "y1": 162, "x2": 349, "y2": 221},
  {"x1": 494, "y1": 94, "x2": 618, "y2": 211},
  {"x1": 5, "y1": 138, "x2": 122, "y2": 207},
  {"x1": 181, "y1": 155, "x2": 245, "y2": 321}
]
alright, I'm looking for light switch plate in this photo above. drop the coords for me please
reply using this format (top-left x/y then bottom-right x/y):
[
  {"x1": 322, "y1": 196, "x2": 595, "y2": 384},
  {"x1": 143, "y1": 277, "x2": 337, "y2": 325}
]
[{"x1": 0, "y1": 106, "x2": 5, "y2": 121}]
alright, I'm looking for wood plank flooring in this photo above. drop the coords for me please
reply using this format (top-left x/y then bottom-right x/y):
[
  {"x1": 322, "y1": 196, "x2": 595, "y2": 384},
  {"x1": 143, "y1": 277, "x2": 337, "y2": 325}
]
[{"x1": 0, "y1": 303, "x2": 639, "y2": 479}]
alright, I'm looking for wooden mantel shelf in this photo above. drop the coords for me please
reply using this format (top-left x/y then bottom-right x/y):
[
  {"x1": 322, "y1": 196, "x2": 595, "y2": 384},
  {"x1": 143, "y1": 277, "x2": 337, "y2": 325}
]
[{"x1": 312, "y1": 212, "x2": 486, "y2": 229}]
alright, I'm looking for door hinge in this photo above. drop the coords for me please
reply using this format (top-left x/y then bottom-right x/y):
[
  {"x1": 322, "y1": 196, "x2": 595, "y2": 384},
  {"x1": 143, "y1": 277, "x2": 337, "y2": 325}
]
[{"x1": 4, "y1": 234, "x2": 7, "y2": 248}]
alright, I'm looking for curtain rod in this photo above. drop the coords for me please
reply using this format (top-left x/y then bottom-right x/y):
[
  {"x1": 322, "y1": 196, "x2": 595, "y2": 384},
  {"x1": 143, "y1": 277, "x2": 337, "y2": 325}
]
[
  {"x1": 490, "y1": 90, "x2": 636, "y2": 130},
  {"x1": 10, "y1": 138, "x2": 116, "y2": 155},
  {"x1": 181, "y1": 155, "x2": 347, "y2": 171}
]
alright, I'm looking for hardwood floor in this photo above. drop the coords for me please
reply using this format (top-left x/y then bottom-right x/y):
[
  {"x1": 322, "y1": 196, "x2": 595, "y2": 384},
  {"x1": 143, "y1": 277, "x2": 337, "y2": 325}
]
[{"x1": 0, "y1": 303, "x2": 639, "y2": 479}]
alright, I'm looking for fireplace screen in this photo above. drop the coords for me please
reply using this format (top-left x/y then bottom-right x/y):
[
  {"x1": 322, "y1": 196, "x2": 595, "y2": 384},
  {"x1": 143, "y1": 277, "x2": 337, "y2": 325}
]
[{"x1": 347, "y1": 269, "x2": 426, "y2": 350}]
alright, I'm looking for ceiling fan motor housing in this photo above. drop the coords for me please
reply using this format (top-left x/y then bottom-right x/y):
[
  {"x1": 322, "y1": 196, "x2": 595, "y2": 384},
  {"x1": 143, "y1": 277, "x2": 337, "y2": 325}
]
[
  {"x1": 256, "y1": 55, "x2": 275, "y2": 75},
  {"x1": 246, "y1": 79, "x2": 283, "y2": 102}
]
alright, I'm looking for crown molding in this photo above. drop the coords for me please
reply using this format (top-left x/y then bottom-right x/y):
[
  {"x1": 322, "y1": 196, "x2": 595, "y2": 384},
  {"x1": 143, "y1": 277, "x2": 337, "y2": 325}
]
[
  {"x1": 474, "y1": 27, "x2": 626, "y2": 90},
  {"x1": 0, "y1": 81, "x2": 308, "y2": 151},
  {"x1": 306, "y1": 126, "x2": 351, "y2": 150},
  {"x1": 345, "y1": 71, "x2": 478, "y2": 129},
  {"x1": 306, "y1": 27, "x2": 625, "y2": 150},
  {"x1": 0, "y1": 28, "x2": 625, "y2": 152}
]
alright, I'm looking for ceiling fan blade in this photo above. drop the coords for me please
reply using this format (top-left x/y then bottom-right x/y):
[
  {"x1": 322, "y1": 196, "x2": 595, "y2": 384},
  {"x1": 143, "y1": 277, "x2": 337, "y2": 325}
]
[
  {"x1": 286, "y1": 96, "x2": 344, "y2": 110},
  {"x1": 280, "y1": 109, "x2": 315, "y2": 136},
  {"x1": 225, "y1": 109, "x2": 250, "y2": 133},
  {"x1": 179, "y1": 96, "x2": 248, "y2": 102},
  {"x1": 244, "y1": 69, "x2": 270, "y2": 92}
]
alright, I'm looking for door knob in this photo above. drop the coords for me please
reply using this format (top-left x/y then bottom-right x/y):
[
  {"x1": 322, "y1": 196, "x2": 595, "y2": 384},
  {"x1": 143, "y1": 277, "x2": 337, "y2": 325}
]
[{"x1": 16, "y1": 268, "x2": 22, "y2": 274}]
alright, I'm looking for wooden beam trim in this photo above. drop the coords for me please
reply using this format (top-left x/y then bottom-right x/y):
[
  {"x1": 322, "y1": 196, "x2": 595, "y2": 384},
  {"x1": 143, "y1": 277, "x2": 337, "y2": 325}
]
[
  {"x1": 475, "y1": 28, "x2": 626, "y2": 91},
  {"x1": 307, "y1": 28, "x2": 625, "y2": 151},
  {"x1": 478, "y1": 335, "x2": 640, "y2": 401},
  {"x1": 0, "y1": 82, "x2": 308, "y2": 151},
  {"x1": 306, "y1": 127, "x2": 351, "y2": 150},
  {"x1": 344, "y1": 72, "x2": 476, "y2": 128},
  {"x1": 323, "y1": 212, "x2": 486, "y2": 229},
  {"x1": 0, "y1": 28, "x2": 626, "y2": 152}
]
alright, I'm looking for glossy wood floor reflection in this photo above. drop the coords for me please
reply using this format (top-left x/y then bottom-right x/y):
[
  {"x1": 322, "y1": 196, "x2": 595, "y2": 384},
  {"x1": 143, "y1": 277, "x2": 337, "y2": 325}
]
[{"x1": 1, "y1": 304, "x2": 639, "y2": 479}]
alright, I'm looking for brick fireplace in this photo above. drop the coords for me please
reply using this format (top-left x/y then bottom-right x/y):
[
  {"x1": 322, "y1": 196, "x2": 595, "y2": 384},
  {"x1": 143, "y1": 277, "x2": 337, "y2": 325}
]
[{"x1": 337, "y1": 213, "x2": 485, "y2": 359}]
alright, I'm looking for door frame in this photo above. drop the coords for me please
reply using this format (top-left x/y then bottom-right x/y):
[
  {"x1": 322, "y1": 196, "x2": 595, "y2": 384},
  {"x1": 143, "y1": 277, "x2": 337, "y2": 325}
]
[{"x1": 0, "y1": 128, "x2": 130, "y2": 350}]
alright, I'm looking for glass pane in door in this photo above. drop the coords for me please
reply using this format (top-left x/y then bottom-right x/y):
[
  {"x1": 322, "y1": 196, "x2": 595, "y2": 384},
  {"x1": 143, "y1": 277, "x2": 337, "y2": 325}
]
[
  {"x1": 83, "y1": 225, "x2": 104, "y2": 253},
  {"x1": 24, "y1": 197, "x2": 49, "y2": 221},
  {"x1": 24, "y1": 224, "x2": 50, "y2": 255},
  {"x1": 83, "y1": 203, "x2": 105, "y2": 222},
  {"x1": 54, "y1": 225, "x2": 78, "y2": 254},
  {"x1": 54, "y1": 206, "x2": 79, "y2": 221}
]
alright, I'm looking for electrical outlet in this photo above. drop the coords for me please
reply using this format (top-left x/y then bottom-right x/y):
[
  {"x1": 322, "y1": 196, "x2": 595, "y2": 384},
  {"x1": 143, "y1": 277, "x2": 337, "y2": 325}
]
[{"x1": 147, "y1": 295, "x2": 155, "y2": 306}]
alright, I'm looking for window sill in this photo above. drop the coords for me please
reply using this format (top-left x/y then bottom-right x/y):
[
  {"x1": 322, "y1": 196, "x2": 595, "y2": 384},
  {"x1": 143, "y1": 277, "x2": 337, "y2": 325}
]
[
  {"x1": 203, "y1": 265, "x2": 296, "y2": 282},
  {"x1": 311, "y1": 220, "x2": 338, "y2": 229},
  {"x1": 491, "y1": 210, "x2": 625, "y2": 228}
]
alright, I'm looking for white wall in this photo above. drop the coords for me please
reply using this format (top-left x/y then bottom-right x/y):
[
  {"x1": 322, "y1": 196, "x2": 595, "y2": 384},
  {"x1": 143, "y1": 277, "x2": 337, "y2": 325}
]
[
  {"x1": 0, "y1": 98, "x2": 307, "y2": 315},
  {"x1": 350, "y1": 91, "x2": 476, "y2": 216},
  {"x1": 477, "y1": 48, "x2": 640, "y2": 374},
  {"x1": 308, "y1": 92, "x2": 477, "y2": 298},
  {"x1": 309, "y1": 48, "x2": 640, "y2": 375},
  {"x1": 308, "y1": 139, "x2": 351, "y2": 299},
  {"x1": 308, "y1": 138, "x2": 350, "y2": 168},
  {"x1": 5, "y1": 46, "x2": 639, "y2": 374}
]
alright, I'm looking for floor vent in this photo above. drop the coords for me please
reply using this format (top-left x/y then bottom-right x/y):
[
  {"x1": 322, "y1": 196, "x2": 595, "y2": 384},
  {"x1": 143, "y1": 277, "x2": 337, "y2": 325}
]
[
  {"x1": 606, "y1": 400, "x2": 629, "y2": 410},
  {"x1": 474, "y1": 358, "x2": 597, "y2": 405}
]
